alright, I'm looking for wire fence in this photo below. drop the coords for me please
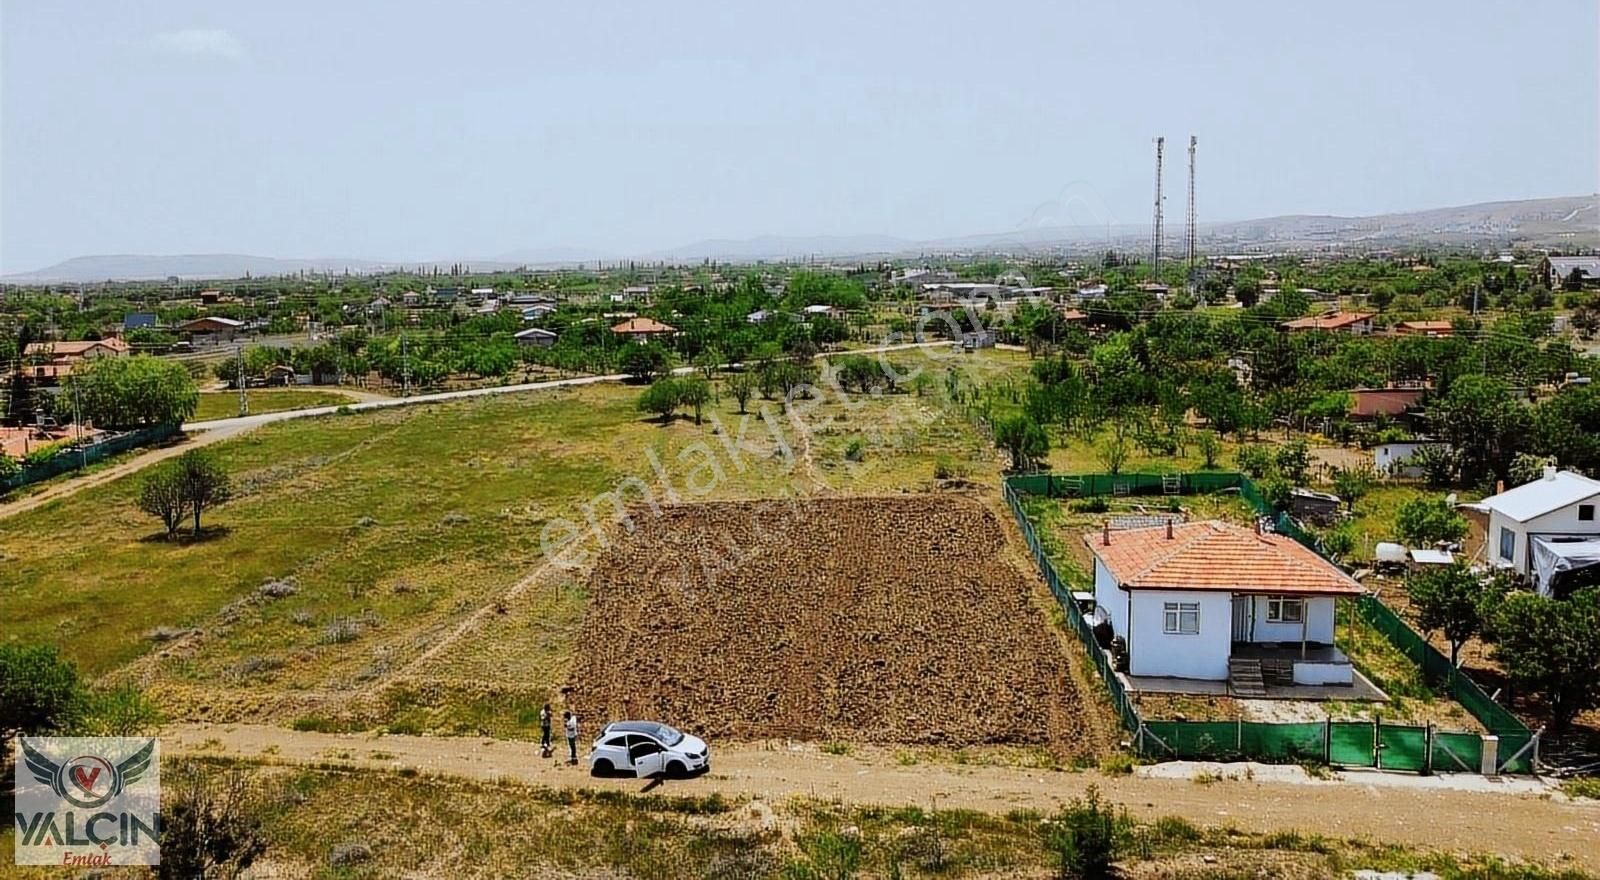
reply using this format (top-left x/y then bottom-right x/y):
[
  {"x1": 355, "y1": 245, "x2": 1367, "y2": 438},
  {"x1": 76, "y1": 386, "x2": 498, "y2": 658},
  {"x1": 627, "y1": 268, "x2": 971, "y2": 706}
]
[
  {"x1": 1, "y1": 423, "x2": 181, "y2": 494},
  {"x1": 1002, "y1": 471, "x2": 1538, "y2": 775}
]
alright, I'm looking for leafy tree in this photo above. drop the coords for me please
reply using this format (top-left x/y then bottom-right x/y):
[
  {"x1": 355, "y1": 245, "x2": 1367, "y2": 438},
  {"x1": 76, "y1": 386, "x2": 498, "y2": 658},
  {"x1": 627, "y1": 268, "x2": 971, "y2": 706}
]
[
  {"x1": 1507, "y1": 452, "x2": 1556, "y2": 487},
  {"x1": 1235, "y1": 445, "x2": 1274, "y2": 478},
  {"x1": 619, "y1": 341, "x2": 671, "y2": 382},
  {"x1": 1195, "y1": 430, "x2": 1221, "y2": 469},
  {"x1": 0, "y1": 643, "x2": 83, "y2": 744},
  {"x1": 1330, "y1": 464, "x2": 1374, "y2": 511},
  {"x1": 1408, "y1": 442, "x2": 1459, "y2": 488},
  {"x1": 725, "y1": 373, "x2": 755, "y2": 414},
  {"x1": 1533, "y1": 385, "x2": 1600, "y2": 476},
  {"x1": 1394, "y1": 496, "x2": 1468, "y2": 548},
  {"x1": 158, "y1": 762, "x2": 269, "y2": 880},
  {"x1": 178, "y1": 449, "x2": 232, "y2": 535},
  {"x1": 139, "y1": 463, "x2": 190, "y2": 539},
  {"x1": 1429, "y1": 375, "x2": 1528, "y2": 485},
  {"x1": 1490, "y1": 589, "x2": 1600, "y2": 727},
  {"x1": 994, "y1": 414, "x2": 1049, "y2": 473},
  {"x1": 1095, "y1": 431, "x2": 1131, "y2": 476},
  {"x1": 637, "y1": 377, "x2": 681, "y2": 424},
  {"x1": 1408, "y1": 563, "x2": 1484, "y2": 668},
  {"x1": 66, "y1": 354, "x2": 199, "y2": 428},
  {"x1": 693, "y1": 348, "x2": 722, "y2": 380},
  {"x1": 1274, "y1": 439, "x2": 1311, "y2": 484},
  {"x1": 677, "y1": 376, "x2": 711, "y2": 425}
]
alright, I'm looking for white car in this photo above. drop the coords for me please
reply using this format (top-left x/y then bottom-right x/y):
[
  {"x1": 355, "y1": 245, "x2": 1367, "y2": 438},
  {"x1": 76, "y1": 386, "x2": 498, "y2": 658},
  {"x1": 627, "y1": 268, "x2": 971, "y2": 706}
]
[{"x1": 588, "y1": 720, "x2": 709, "y2": 778}]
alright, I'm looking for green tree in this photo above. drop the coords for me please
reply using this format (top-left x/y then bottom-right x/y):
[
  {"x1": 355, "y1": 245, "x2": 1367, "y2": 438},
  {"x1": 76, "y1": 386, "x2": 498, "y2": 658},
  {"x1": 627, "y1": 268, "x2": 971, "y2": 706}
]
[
  {"x1": 994, "y1": 414, "x2": 1049, "y2": 473},
  {"x1": 1330, "y1": 464, "x2": 1374, "y2": 511},
  {"x1": 1429, "y1": 375, "x2": 1529, "y2": 485},
  {"x1": 177, "y1": 449, "x2": 232, "y2": 535},
  {"x1": 1195, "y1": 430, "x2": 1221, "y2": 469},
  {"x1": 637, "y1": 377, "x2": 681, "y2": 424},
  {"x1": 1408, "y1": 563, "x2": 1484, "y2": 668},
  {"x1": 1490, "y1": 589, "x2": 1600, "y2": 727},
  {"x1": 0, "y1": 644, "x2": 83, "y2": 745},
  {"x1": 677, "y1": 376, "x2": 711, "y2": 425},
  {"x1": 725, "y1": 373, "x2": 755, "y2": 414},
  {"x1": 66, "y1": 354, "x2": 199, "y2": 429},
  {"x1": 619, "y1": 341, "x2": 671, "y2": 382},
  {"x1": 1274, "y1": 439, "x2": 1311, "y2": 484},
  {"x1": 1394, "y1": 496, "x2": 1468, "y2": 548},
  {"x1": 692, "y1": 348, "x2": 722, "y2": 380},
  {"x1": 138, "y1": 463, "x2": 190, "y2": 539}
]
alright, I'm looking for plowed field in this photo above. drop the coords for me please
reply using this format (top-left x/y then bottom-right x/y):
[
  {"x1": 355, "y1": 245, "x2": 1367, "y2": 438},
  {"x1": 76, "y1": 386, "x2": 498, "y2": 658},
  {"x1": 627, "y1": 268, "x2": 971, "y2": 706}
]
[{"x1": 565, "y1": 494, "x2": 1099, "y2": 754}]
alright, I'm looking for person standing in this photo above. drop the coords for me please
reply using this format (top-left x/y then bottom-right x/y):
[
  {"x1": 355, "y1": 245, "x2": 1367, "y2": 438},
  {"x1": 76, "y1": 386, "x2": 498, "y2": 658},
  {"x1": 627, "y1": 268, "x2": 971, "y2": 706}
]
[
  {"x1": 564, "y1": 710, "x2": 579, "y2": 764},
  {"x1": 539, "y1": 703, "x2": 552, "y2": 757}
]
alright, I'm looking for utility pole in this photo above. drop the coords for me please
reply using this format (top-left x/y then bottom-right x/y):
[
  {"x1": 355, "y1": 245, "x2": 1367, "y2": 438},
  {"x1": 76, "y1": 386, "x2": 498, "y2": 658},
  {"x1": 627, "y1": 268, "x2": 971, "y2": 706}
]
[
  {"x1": 1186, "y1": 135, "x2": 1198, "y2": 283},
  {"x1": 236, "y1": 345, "x2": 249, "y2": 417},
  {"x1": 72, "y1": 379, "x2": 85, "y2": 468},
  {"x1": 1151, "y1": 136, "x2": 1165, "y2": 284}
]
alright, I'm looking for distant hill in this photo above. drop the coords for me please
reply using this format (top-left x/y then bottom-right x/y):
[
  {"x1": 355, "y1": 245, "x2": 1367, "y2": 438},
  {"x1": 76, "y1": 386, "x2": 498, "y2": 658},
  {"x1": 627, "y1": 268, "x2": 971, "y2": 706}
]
[{"x1": 8, "y1": 195, "x2": 1596, "y2": 282}]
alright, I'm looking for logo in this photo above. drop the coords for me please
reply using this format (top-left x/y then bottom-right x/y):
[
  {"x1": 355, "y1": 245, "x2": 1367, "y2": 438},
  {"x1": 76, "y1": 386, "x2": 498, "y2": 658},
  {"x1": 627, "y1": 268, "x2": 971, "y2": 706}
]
[{"x1": 12, "y1": 737, "x2": 161, "y2": 867}]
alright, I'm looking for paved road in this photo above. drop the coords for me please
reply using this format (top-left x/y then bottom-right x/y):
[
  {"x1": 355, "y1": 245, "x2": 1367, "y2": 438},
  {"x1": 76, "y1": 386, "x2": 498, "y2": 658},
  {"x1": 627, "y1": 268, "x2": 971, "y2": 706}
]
[
  {"x1": 0, "y1": 342, "x2": 944, "y2": 521},
  {"x1": 163, "y1": 723, "x2": 1600, "y2": 869}
]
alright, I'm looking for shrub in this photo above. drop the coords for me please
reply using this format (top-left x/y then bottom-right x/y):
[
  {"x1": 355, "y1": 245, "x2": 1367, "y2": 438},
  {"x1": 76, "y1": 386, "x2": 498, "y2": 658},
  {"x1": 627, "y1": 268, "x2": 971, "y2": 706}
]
[
  {"x1": 1044, "y1": 785, "x2": 1124, "y2": 879},
  {"x1": 1394, "y1": 497, "x2": 1468, "y2": 547},
  {"x1": 1235, "y1": 445, "x2": 1273, "y2": 478},
  {"x1": 844, "y1": 437, "x2": 867, "y2": 462}
]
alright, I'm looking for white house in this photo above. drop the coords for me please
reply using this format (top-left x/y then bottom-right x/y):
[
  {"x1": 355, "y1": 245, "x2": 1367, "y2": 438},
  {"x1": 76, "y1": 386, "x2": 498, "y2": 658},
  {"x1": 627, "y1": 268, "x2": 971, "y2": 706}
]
[
  {"x1": 513, "y1": 327, "x2": 558, "y2": 348},
  {"x1": 1085, "y1": 520, "x2": 1364, "y2": 689},
  {"x1": 1372, "y1": 440, "x2": 1449, "y2": 478},
  {"x1": 1475, "y1": 468, "x2": 1600, "y2": 594}
]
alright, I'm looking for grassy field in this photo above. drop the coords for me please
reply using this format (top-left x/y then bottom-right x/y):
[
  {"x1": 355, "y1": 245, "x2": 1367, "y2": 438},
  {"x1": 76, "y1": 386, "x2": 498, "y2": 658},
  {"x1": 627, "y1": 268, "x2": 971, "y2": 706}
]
[
  {"x1": 192, "y1": 388, "x2": 356, "y2": 421},
  {"x1": 0, "y1": 350, "x2": 1009, "y2": 733},
  {"x1": 4, "y1": 759, "x2": 1583, "y2": 879}
]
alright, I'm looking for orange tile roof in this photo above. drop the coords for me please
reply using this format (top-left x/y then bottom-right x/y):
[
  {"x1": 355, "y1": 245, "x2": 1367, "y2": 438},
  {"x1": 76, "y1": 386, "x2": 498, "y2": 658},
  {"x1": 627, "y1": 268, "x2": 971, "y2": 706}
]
[
  {"x1": 1060, "y1": 308, "x2": 1088, "y2": 321},
  {"x1": 23, "y1": 338, "x2": 130, "y2": 358},
  {"x1": 611, "y1": 317, "x2": 677, "y2": 335},
  {"x1": 1279, "y1": 311, "x2": 1374, "y2": 331},
  {"x1": 1083, "y1": 520, "x2": 1362, "y2": 596},
  {"x1": 1396, "y1": 320, "x2": 1453, "y2": 335}
]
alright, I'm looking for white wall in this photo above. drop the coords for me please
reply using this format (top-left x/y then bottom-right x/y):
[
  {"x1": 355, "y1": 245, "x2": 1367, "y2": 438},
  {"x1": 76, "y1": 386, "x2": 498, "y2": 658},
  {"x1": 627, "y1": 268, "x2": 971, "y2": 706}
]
[
  {"x1": 1242, "y1": 595, "x2": 1335, "y2": 644},
  {"x1": 1292, "y1": 661, "x2": 1353, "y2": 685},
  {"x1": 1092, "y1": 558, "x2": 1128, "y2": 639},
  {"x1": 1127, "y1": 590, "x2": 1232, "y2": 680},
  {"x1": 1490, "y1": 492, "x2": 1600, "y2": 576},
  {"x1": 1373, "y1": 442, "x2": 1443, "y2": 478}
]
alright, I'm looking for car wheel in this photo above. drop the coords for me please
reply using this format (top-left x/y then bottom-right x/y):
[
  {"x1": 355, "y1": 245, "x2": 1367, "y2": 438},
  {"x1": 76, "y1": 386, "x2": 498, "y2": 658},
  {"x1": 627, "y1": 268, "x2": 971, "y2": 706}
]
[
  {"x1": 591, "y1": 758, "x2": 613, "y2": 777},
  {"x1": 666, "y1": 761, "x2": 687, "y2": 779}
]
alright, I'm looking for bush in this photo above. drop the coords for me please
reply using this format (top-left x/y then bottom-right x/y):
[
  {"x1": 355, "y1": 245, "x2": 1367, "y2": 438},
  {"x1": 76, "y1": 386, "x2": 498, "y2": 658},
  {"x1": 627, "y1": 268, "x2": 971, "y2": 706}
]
[
  {"x1": 158, "y1": 762, "x2": 268, "y2": 880},
  {"x1": 844, "y1": 437, "x2": 867, "y2": 462},
  {"x1": 1394, "y1": 496, "x2": 1468, "y2": 548},
  {"x1": 1235, "y1": 445, "x2": 1274, "y2": 478},
  {"x1": 1044, "y1": 785, "x2": 1124, "y2": 879}
]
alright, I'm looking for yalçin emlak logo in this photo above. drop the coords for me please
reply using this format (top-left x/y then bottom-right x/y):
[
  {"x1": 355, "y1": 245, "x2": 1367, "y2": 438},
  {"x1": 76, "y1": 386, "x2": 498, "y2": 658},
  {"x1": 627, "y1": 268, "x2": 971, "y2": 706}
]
[{"x1": 12, "y1": 737, "x2": 162, "y2": 867}]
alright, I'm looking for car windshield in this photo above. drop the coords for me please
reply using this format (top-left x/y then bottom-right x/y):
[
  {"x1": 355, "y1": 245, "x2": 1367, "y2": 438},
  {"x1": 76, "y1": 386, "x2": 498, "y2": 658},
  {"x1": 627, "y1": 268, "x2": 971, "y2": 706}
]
[{"x1": 653, "y1": 724, "x2": 683, "y2": 746}]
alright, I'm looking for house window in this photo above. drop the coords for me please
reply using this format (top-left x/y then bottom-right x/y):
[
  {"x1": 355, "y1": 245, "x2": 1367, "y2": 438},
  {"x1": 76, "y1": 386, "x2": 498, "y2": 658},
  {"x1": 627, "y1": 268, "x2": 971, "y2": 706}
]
[
  {"x1": 1266, "y1": 597, "x2": 1304, "y2": 624},
  {"x1": 1499, "y1": 526, "x2": 1516, "y2": 563},
  {"x1": 1162, "y1": 601, "x2": 1200, "y2": 635},
  {"x1": 1580, "y1": 504, "x2": 1596, "y2": 522}
]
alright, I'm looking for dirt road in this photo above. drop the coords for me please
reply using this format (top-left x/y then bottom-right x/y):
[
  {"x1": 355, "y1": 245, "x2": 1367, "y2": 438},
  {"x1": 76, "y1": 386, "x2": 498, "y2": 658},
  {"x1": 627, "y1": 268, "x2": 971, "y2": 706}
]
[{"x1": 164, "y1": 723, "x2": 1600, "y2": 869}]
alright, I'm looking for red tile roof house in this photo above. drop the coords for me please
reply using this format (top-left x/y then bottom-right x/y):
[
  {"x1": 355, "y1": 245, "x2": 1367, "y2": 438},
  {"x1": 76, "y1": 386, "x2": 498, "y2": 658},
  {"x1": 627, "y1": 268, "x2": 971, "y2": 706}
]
[
  {"x1": 1278, "y1": 311, "x2": 1375, "y2": 334},
  {"x1": 610, "y1": 317, "x2": 678, "y2": 340},
  {"x1": 1084, "y1": 521, "x2": 1365, "y2": 693},
  {"x1": 1394, "y1": 320, "x2": 1454, "y2": 338}
]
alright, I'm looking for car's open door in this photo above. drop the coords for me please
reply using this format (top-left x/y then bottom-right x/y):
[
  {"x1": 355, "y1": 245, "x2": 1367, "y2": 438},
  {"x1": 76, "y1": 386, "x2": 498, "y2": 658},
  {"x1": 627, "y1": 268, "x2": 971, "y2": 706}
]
[{"x1": 628, "y1": 740, "x2": 666, "y2": 777}]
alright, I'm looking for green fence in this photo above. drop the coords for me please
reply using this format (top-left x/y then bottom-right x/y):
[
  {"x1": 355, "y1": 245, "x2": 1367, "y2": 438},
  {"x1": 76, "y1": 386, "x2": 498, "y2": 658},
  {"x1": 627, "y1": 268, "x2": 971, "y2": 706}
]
[
  {"x1": 1, "y1": 423, "x2": 181, "y2": 494},
  {"x1": 1002, "y1": 471, "x2": 1538, "y2": 775}
]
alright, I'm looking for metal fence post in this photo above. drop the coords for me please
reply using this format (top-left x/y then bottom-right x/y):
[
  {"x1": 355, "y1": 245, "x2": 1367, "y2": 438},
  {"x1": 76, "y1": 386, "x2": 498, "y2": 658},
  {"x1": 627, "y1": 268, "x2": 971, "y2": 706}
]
[
  {"x1": 1423, "y1": 722, "x2": 1433, "y2": 776},
  {"x1": 1373, "y1": 714, "x2": 1381, "y2": 770},
  {"x1": 1323, "y1": 718, "x2": 1331, "y2": 765}
]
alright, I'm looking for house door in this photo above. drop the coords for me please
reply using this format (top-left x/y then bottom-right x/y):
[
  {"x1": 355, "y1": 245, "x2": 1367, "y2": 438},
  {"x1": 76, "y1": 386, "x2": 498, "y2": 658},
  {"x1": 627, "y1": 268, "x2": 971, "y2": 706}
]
[{"x1": 1231, "y1": 596, "x2": 1251, "y2": 642}]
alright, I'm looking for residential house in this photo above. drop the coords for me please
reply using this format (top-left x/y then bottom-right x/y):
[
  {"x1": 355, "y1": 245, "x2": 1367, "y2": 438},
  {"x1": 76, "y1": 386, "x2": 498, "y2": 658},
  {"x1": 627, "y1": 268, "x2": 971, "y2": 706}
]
[
  {"x1": 1060, "y1": 308, "x2": 1089, "y2": 324},
  {"x1": 1371, "y1": 440, "x2": 1449, "y2": 478},
  {"x1": 802, "y1": 304, "x2": 844, "y2": 320},
  {"x1": 1474, "y1": 468, "x2": 1600, "y2": 595},
  {"x1": 520, "y1": 304, "x2": 556, "y2": 322},
  {"x1": 1085, "y1": 520, "x2": 1363, "y2": 687},
  {"x1": 610, "y1": 317, "x2": 677, "y2": 341},
  {"x1": 1075, "y1": 284, "x2": 1109, "y2": 300},
  {"x1": 1538, "y1": 256, "x2": 1600, "y2": 289},
  {"x1": 17, "y1": 338, "x2": 131, "y2": 386},
  {"x1": 1347, "y1": 386, "x2": 1426, "y2": 420},
  {"x1": 1279, "y1": 311, "x2": 1375, "y2": 335},
  {"x1": 1395, "y1": 320, "x2": 1454, "y2": 338},
  {"x1": 513, "y1": 327, "x2": 558, "y2": 348},
  {"x1": 176, "y1": 316, "x2": 245, "y2": 343},
  {"x1": 198, "y1": 289, "x2": 223, "y2": 305}
]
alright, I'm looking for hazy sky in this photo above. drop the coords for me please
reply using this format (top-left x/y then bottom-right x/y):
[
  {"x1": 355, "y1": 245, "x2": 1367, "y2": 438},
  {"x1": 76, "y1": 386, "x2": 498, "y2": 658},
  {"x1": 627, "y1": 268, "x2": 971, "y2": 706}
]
[{"x1": 2, "y1": 0, "x2": 1597, "y2": 272}]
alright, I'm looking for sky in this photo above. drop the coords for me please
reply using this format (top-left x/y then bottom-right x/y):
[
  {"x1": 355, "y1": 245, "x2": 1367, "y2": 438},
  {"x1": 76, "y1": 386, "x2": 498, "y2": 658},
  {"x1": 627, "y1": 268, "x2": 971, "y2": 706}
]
[{"x1": 2, "y1": 0, "x2": 1597, "y2": 273}]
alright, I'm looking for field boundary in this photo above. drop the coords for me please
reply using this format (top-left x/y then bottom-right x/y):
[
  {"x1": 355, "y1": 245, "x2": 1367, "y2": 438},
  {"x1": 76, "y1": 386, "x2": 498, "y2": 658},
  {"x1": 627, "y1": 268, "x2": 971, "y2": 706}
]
[{"x1": 1001, "y1": 471, "x2": 1537, "y2": 774}]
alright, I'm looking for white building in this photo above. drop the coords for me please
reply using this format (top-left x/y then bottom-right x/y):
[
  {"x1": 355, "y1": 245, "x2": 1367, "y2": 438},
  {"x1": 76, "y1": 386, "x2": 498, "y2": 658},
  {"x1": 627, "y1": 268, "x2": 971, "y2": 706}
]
[
  {"x1": 1372, "y1": 441, "x2": 1449, "y2": 478},
  {"x1": 1085, "y1": 520, "x2": 1363, "y2": 688},
  {"x1": 1475, "y1": 468, "x2": 1600, "y2": 593}
]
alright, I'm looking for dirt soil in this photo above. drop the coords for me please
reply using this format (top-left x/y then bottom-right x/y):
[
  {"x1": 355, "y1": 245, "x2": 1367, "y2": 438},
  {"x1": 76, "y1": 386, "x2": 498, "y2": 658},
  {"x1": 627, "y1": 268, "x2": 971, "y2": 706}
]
[{"x1": 564, "y1": 494, "x2": 1099, "y2": 755}]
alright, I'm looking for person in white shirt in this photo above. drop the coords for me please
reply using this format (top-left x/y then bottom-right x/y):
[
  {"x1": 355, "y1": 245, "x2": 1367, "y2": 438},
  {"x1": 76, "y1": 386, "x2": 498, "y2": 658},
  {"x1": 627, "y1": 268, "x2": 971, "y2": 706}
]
[{"x1": 563, "y1": 711, "x2": 579, "y2": 764}]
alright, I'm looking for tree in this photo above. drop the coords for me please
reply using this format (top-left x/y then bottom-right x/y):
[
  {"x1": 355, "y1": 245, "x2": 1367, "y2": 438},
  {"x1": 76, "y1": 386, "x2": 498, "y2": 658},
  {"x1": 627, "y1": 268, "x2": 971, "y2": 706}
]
[
  {"x1": 1274, "y1": 440, "x2": 1311, "y2": 484},
  {"x1": 1095, "y1": 431, "x2": 1131, "y2": 476},
  {"x1": 1507, "y1": 452, "x2": 1557, "y2": 487},
  {"x1": 1429, "y1": 375, "x2": 1528, "y2": 485},
  {"x1": 66, "y1": 354, "x2": 199, "y2": 429},
  {"x1": 1490, "y1": 589, "x2": 1600, "y2": 728},
  {"x1": 725, "y1": 373, "x2": 755, "y2": 414},
  {"x1": 139, "y1": 463, "x2": 190, "y2": 539},
  {"x1": 1408, "y1": 563, "x2": 1484, "y2": 668},
  {"x1": 1045, "y1": 785, "x2": 1122, "y2": 880},
  {"x1": 637, "y1": 377, "x2": 681, "y2": 424},
  {"x1": 0, "y1": 644, "x2": 83, "y2": 744},
  {"x1": 994, "y1": 414, "x2": 1049, "y2": 473},
  {"x1": 692, "y1": 348, "x2": 721, "y2": 380},
  {"x1": 677, "y1": 376, "x2": 711, "y2": 425},
  {"x1": 177, "y1": 449, "x2": 232, "y2": 535},
  {"x1": 1330, "y1": 464, "x2": 1374, "y2": 511},
  {"x1": 158, "y1": 762, "x2": 269, "y2": 880},
  {"x1": 1394, "y1": 496, "x2": 1468, "y2": 548},
  {"x1": 619, "y1": 341, "x2": 671, "y2": 382},
  {"x1": 1195, "y1": 430, "x2": 1221, "y2": 469}
]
